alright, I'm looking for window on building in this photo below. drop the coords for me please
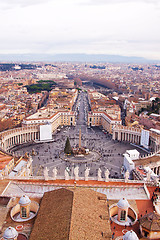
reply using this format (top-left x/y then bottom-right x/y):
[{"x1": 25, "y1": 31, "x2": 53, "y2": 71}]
[
  {"x1": 120, "y1": 210, "x2": 126, "y2": 221},
  {"x1": 21, "y1": 207, "x2": 27, "y2": 218}
]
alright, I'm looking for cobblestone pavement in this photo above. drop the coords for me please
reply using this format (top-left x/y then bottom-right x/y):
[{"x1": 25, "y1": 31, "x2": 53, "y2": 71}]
[
  {"x1": 13, "y1": 91, "x2": 146, "y2": 179},
  {"x1": 13, "y1": 125, "x2": 146, "y2": 179}
]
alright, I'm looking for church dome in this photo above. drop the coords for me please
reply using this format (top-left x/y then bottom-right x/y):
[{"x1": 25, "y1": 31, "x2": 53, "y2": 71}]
[
  {"x1": 19, "y1": 195, "x2": 31, "y2": 206},
  {"x1": 123, "y1": 230, "x2": 139, "y2": 240},
  {"x1": 117, "y1": 198, "x2": 130, "y2": 209},
  {"x1": 3, "y1": 226, "x2": 18, "y2": 239}
]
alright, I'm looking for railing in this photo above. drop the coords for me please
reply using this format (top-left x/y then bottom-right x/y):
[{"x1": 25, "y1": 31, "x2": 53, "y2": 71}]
[{"x1": 5, "y1": 175, "x2": 146, "y2": 185}]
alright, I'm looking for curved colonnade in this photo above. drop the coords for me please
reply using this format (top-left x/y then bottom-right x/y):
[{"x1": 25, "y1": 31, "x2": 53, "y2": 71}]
[
  {"x1": 113, "y1": 126, "x2": 141, "y2": 145},
  {"x1": 0, "y1": 126, "x2": 40, "y2": 152},
  {"x1": 113, "y1": 125, "x2": 160, "y2": 152},
  {"x1": 0, "y1": 123, "x2": 160, "y2": 155}
]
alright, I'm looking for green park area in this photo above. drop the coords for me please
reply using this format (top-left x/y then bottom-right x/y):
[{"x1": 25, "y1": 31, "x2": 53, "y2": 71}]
[{"x1": 25, "y1": 80, "x2": 56, "y2": 93}]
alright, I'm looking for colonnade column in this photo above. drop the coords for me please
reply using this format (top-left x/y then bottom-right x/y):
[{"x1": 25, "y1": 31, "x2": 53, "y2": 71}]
[{"x1": 2, "y1": 129, "x2": 39, "y2": 152}]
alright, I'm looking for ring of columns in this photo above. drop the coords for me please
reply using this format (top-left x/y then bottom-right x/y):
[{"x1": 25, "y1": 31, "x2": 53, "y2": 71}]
[
  {"x1": 113, "y1": 125, "x2": 160, "y2": 153},
  {"x1": 0, "y1": 124, "x2": 160, "y2": 155},
  {"x1": 0, "y1": 126, "x2": 40, "y2": 152}
]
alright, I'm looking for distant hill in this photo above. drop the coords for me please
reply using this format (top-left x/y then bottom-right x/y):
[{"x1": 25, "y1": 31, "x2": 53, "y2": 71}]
[{"x1": 0, "y1": 53, "x2": 158, "y2": 63}]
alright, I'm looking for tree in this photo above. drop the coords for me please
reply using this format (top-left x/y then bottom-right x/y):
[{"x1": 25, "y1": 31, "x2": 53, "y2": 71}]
[
  {"x1": 64, "y1": 137, "x2": 72, "y2": 154},
  {"x1": 155, "y1": 97, "x2": 160, "y2": 103},
  {"x1": 152, "y1": 101, "x2": 155, "y2": 111}
]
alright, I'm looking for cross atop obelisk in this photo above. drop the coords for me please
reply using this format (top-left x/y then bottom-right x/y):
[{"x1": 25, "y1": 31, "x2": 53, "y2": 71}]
[{"x1": 79, "y1": 127, "x2": 81, "y2": 149}]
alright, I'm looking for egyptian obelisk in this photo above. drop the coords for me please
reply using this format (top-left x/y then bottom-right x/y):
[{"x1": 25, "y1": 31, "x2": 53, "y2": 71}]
[{"x1": 79, "y1": 127, "x2": 81, "y2": 149}]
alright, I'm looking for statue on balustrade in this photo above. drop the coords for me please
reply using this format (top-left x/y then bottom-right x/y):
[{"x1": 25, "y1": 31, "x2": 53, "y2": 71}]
[
  {"x1": 125, "y1": 170, "x2": 129, "y2": 182},
  {"x1": 65, "y1": 167, "x2": 70, "y2": 180},
  {"x1": 52, "y1": 167, "x2": 58, "y2": 180},
  {"x1": 4, "y1": 166, "x2": 8, "y2": 176},
  {"x1": 85, "y1": 167, "x2": 90, "y2": 181},
  {"x1": 98, "y1": 168, "x2": 102, "y2": 181},
  {"x1": 105, "y1": 169, "x2": 110, "y2": 182},
  {"x1": 74, "y1": 166, "x2": 79, "y2": 181},
  {"x1": 44, "y1": 167, "x2": 49, "y2": 181}
]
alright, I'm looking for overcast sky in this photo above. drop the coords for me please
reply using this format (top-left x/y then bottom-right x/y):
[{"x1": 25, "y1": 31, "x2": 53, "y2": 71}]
[{"x1": 0, "y1": 0, "x2": 160, "y2": 60}]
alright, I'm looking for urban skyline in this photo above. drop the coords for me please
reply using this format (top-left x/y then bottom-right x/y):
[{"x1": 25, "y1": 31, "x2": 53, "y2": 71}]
[
  {"x1": 0, "y1": 0, "x2": 160, "y2": 239},
  {"x1": 0, "y1": 61, "x2": 160, "y2": 239}
]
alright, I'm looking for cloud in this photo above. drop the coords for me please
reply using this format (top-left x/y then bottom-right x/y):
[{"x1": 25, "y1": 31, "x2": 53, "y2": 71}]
[
  {"x1": 82, "y1": 0, "x2": 160, "y2": 5},
  {"x1": 0, "y1": 0, "x2": 52, "y2": 9},
  {"x1": 0, "y1": 0, "x2": 159, "y2": 11},
  {"x1": 0, "y1": 0, "x2": 159, "y2": 60},
  {"x1": 0, "y1": 0, "x2": 159, "y2": 10}
]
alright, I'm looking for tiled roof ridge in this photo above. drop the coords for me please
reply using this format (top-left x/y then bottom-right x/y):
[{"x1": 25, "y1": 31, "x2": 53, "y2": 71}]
[
  {"x1": 141, "y1": 211, "x2": 160, "y2": 231},
  {"x1": 150, "y1": 213, "x2": 160, "y2": 231},
  {"x1": 147, "y1": 212, "x2": 160, "y2": 228},
  {"x1": 68, "y1": 188, "x2": 112, "y2": 240}
]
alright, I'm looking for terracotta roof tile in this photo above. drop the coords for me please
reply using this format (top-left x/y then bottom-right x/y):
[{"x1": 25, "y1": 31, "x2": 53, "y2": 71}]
[
  {"x1": 29, "y1": 188, "x2": 73, "y2": 240},
  {"x1": 29, "y1": 188, "x2": 112, "y2": 240},
  {"x1": 139, "y1": 212, "x2": 160, "y2": 232}
]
